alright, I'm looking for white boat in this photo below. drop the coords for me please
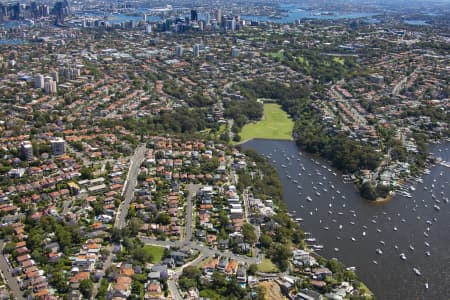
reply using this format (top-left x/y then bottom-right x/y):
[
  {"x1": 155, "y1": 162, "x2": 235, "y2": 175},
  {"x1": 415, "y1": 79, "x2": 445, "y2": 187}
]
[
  {"x1": 413, "y1": 268, "x2": 422, "y2": 276},
  {"x1": 334, "y1": 247, "x2": 339, "y2": 252},
  {"x1": 312, "y1": 244, "x2": 324, "y2": 249},
  {"x1": 306, "y1": 196, "x2": 312, "y2": 202},
  {"x1": 400, "y1": 253, "x2": 407, "y2": 260},
  {"x1": 351, "y1": 237, "x2": 356, "y2": 241},
  {"x1": 376, "y1": 248, "x2": 383, "y2": 255},
  {"x1": 379, "y1": 241, "x2": 385, "y2": 245},
  {"x1": 425, "y1": 283, "x2": 429, "y2": 289},
  {"x1": 372, "y1": 260, "x2": 378, "y2": 265},
  {"x1": 409, "y1": 245, "x2": 415, "y2": 251},
  {"x1": 393, "y1": 226, "x2": 398, "y2": 231},
  {"x1": 295, "y1": 218, "x2": 304, "y2": 222},
  {"x1": 425, "y1": 242, "x2": 430, "y2": 247},
  {"x1": 306, "y1": 238, "x2": 316, "y2": 242},
  {"x1": 434, "y1": 205, "x2": 440, "y2": 211},
  {"x1": 362, "y1": 231, "x2": 366, "y2": 237},
  {"x1": 315, "y1": 191, "x2": 321, "y2": 196},
  {"x1": 425, "y1": 251, "x2": 431, "y2": 256}
]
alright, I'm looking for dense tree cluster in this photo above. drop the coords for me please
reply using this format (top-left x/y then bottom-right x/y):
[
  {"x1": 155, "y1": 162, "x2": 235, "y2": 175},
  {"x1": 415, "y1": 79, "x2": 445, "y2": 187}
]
[{"x1": 178, "y1": 266, "x2": 261, "y2": 300}]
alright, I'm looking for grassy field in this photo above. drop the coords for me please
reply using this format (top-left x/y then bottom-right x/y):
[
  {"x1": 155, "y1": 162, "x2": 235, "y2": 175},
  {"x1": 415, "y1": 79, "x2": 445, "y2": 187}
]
[
  {"x1": 264, "y1": 50, "x2": 284, "y2": 59},
  {"x1": 143, "y1": 245, "x2": 165, "y2": 263},
  {"x1": 239, "y1": 103, "x2": 294, "y2": 142},
  {"x1": 257, "y1": 258, "x2": 279, "y2": 273},
  {"x1": 333, "y1": 57, "x2": 345, "y2": 65}
]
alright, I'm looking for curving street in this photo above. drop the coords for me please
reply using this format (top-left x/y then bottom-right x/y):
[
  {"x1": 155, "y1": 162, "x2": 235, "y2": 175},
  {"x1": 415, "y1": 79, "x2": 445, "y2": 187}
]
[{"x1": 114, "y1": 145, "x2": 146, "y2": 229}]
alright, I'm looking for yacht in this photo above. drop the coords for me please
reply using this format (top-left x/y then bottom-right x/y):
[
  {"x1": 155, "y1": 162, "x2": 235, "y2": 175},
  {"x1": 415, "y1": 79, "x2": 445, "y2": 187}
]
[
  {"x1": 362, "y1": 231, "x2": 366, "y2": 237},
  {"x1": 306, "y1": 196, "x2": 313, "y2": 202},
  {"x1": 376, "y1": 248, "x2": 383, "y2": 255},
  {"x1": 425, "y1": 251, "x2": 431, "y2": 256},
  {"x1": 372, "y1": 260, "x2": 378, "y2": 265},
  {"x1": 409, "y1": 245, "x2": 415, "y2": 251},
  {"x1": 334, "y1": 248, "x2": 339, "y2": 252},
  {"x1": 413, "y1": 268, "x2": 422, "y2": 276},
  {"x1": 351, "y1": 237, "x2": 356, "y2": 241},
  {"x1": 433, "y1": 205, "x2": 440, "y2": 211},
  {"x1": 425, "y1": 283, "x2": 429, "y2": 289},
  {"x1": 425, "y1": 242, "x2": 430, "y2": 247},
  {"x1": 400, "y1": 253, "x2": 407, "y2": 260}
]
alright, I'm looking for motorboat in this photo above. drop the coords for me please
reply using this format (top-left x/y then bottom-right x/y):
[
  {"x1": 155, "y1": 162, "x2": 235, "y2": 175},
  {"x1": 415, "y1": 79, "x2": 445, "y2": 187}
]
[
  {"x1": 400, "y1": 253, "x2": 407, "y2": 260},
  {"x1": 413, "y1": 268, "x2": 422, "y2": 276}
]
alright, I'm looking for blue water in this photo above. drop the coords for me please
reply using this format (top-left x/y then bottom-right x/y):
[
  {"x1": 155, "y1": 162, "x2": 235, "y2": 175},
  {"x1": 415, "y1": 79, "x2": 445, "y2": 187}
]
[
  {"x1": 75, "y1": 12, "x2": 161, "y2": 24},
  {"x1": 242, "y1": 4, "x2": 378, "y2": 23},
  {"x1": 404, "y1": 20, "x2": 430, "y2": 26},
  {"x1": 243, "y1": 139, "x2": 450, "y2": 300},
  {"x1": 0, "y1": 39, "x2": 24, "y2": 45}
]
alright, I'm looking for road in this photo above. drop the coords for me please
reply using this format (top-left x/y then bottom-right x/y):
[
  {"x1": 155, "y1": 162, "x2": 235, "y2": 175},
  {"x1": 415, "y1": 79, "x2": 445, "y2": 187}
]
[
  {"x1": 0, "y1": 240, "x2": 24, "y2": 300},
  {"x1": 92, "y1": 245, "x2": 113, "y2": 299},
  {"x1": 392, "y1": 69, "x2": 417, "y2": 97},
  {"x1": 167, "y1": 277, "x2": 183, "y2": 300},
  {"x1": 183, "y1": 184, "x2": 201, "y2": 244},
  {"x1": 140, "y1": 237, "x2": 260, "y2": 266},
  {"x1": 114, "y1": 145, "x2": 146, "y2": 229},
  {"x1": 392, "y1": 76, "x2": 408, "y2": 96}
]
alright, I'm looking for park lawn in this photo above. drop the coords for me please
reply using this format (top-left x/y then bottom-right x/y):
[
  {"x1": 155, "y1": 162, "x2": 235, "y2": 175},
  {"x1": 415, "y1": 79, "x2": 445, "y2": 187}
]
[
  {"x1": 239, "y1": 103, "x2": 294, "y2": 142},
  {"x1": 333, "y1": 57, "x2": 345, "y2": 65},
  {"x1": 297, "y1": 56, "x2": 308, "y2": 65},
  {"x1": 264, "y1": 50, "x2": 284, "y2": 59},
  {"x1": 257, "y1": 258, "x2": 279, "y2": 273},
  {"x1": 143, "y1": 245, "x2": 165, "y2": 263}
]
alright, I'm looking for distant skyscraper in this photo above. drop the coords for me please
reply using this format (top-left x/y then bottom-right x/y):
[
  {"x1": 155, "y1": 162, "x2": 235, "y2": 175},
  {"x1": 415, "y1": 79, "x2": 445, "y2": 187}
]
[
  {"x1": 190, "y1": 10, "x2": 198, "y2": 22},
  {"x1": 35, "y1": 73, "x2": 44, "y2": 88},
  {"x1": 232, "y1": 47, "x2": 240, "y2": 58},
  {"x1": 21, "y1": 141, "x2": 33, "y2": 161},
  {"x1": 216, "y1": 9, "x2": 222, "y2": 24},
  {"x1": 50, "y1": 70, "x2": 59, "y2": 83},
  {"x1": 44, "y1": 76, "x2": 57, "y2": 94},
  {"x1": 50, "y1": 137, "x2": 65, "y2": 156},
  {"x1": 145, "y1": 24, "x2": 152, "y2": 33},
  {"x1": 193, "y1": 44, "x2": 200, "y2": 57},
  {"x1": 176, "y1": 45, "x2": 184, "y2": 57}
]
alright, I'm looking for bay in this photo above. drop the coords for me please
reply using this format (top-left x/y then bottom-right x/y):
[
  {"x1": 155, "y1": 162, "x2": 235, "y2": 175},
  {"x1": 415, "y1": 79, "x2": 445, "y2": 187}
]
[{"x1": 242, "y1": 139, "x2": 450, "y2": 300}]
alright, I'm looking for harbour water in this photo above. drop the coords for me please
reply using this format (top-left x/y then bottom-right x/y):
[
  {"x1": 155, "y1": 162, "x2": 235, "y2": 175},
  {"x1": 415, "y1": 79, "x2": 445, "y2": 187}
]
[
  {"x1": 242, "y1": 4, "x2": 378, "y2": 23},
  {"x1": 242, "y1": 139, "x2": 450, "y2": 300}
]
